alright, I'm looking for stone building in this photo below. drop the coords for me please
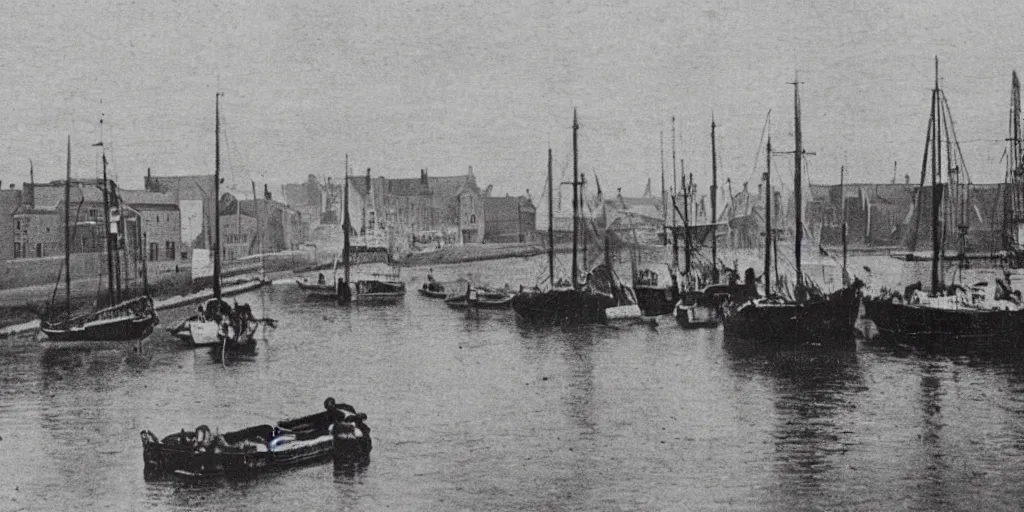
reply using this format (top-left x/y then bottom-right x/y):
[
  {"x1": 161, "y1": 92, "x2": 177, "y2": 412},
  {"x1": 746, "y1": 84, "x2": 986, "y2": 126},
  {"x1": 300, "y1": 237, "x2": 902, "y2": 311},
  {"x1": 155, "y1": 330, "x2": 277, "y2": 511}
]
[
  {"x1": 483, "y1": 195, "x2": 537, "y2": 243},
  {"x1": 120, "y1": 189, "x2": 183, "y2": 262}
]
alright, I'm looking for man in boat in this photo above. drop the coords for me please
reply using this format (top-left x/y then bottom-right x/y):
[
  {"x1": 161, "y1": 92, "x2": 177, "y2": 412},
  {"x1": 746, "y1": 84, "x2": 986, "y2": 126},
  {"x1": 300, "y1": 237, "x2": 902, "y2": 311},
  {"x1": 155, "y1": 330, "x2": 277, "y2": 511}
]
[{"x1": 318, "y1": 273, "x2": 326, "y2": 285}]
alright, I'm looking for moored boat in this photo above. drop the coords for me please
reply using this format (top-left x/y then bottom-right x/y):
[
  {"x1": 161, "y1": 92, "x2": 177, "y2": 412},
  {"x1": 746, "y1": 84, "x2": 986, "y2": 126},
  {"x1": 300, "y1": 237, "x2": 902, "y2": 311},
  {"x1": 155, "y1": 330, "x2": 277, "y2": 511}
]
[
  {"x1": 444, "y1": 285, "x2": 515, "y2": 309},
  {"x1": 862, "y1": 61, "x2": 1024, "y2": 350},
  {"x1": 140, "y1": 397, "x2": 371, "y2": 479},
  {"x1": 39, "y1": 136, "x2": 160, "y2": 342},
  {"x1": 722, "y1": 83, "x2": 863, "y2": 346}
]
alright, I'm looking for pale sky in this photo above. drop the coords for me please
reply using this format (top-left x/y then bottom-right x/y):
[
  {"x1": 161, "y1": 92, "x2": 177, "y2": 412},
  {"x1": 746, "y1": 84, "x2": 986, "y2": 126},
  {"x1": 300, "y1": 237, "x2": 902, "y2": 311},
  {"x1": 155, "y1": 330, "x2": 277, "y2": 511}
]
[{"x1": 2, "y1": 0, "x2": 1024, "y2": 200}]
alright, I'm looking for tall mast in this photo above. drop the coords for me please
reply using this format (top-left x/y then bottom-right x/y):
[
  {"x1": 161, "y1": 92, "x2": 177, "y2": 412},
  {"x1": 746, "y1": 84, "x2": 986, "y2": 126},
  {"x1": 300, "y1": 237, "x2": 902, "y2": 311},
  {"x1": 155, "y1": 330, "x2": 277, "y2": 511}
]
[
  {"x1": 710, "y1": 116, "x2": 719, "y2": 282},
  {"x1": 792, "y1": 79, "x2": 804, "y2": 299},
  {"x1": 343, "y1": 157, "x2": 351, "y2": 286},
  {"x1": 64, "y1": 137, "x2": 71, "y2": 314},
  {"x1": 1009, "y1": 71, "x2": 1023, "y2": 251},
  {"x1": 931, "y1": 58, "x2": 941, "y2": 293},
  {"x1": 681, "y1": 170, "x2": 690, "y2": 273},
  {"x1": 213, "y1": 92, "x2": 223, "y2": 300},
  {"x1": 671, "y1": 117, "x2": 677, "y2": 239},
  {"x1": 661, "y1": 131, "x2": 667, "y2": 246},
  {"x1": 99, "y1": 124, "x2": 115, "y2": 307},
  {"x1": 548, "y1": 148, "x2": 554, "y2": 286},
  {"x1": 764, "y1": 136, "x2": 773, "y2": 297},
  {"x1": 571, "y1": 110, "x2": 580, "y2": 290},
  {"x1": 841, "y1": 165, "x2": 848, "y2": 285}
]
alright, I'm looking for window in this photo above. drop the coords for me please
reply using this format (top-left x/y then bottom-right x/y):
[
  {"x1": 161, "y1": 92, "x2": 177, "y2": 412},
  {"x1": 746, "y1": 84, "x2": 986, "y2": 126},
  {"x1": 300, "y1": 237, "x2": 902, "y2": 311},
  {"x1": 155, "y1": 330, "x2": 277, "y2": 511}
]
[
  {"x1": 470, "y1": 214, "x2": 476, "y2": 224},
  {"x1": 88, "y1": 209, "x2": 97, "y2": 220},
  {"x1": 35, "y1": 243, "x2": 42, "y2": 258},
  {"x1": 15, "y1": 220, "x2": 20, "y2": 230},
  {"x1": 13, "y1": 242, "x2": 20, "y2": 259},
  {"x1": 82, "y1": 237, "x2": 88, "y2": 250},
  {"x1": 165, "y1": 241, "x2": 175, "y2": 261},
  {"x1": 149, "y1": 242, "x2": 159, "y2": 261}
]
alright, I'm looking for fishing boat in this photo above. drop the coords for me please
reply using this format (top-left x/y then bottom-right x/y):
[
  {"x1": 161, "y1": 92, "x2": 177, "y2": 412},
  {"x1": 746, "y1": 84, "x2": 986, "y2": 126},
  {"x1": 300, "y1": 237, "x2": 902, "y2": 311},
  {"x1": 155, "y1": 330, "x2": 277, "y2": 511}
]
[
  {"x1": 863, "y1": 61, "x2": 1024, "y2": 346},
  {"x1": 418, "y1": 269, "x2": 449, "y2": 298},
  {"x1": 334, "y1": 161, "x2": 407, "y2": 304},
  {"x1": 444, "y1": 284, "x2": 515, "y2": 309},
  {"x1": 39, "y1": 135, "x2": 159, "y2": 342},
  {"x1": 512, "y1": 111, "x2": 641, "y2": 324},
  {"x1": 296, "y1": 256, "x2": 342, "y2": 299},
  {"x1": 140, "y1": 397, "x2": 371, "y2": 479},
  {"x1": 722, "y1": 82, "x2": 863, "y2": 345},
  {"x1": 167, "y1": 93, "x2": 273, "y2": 348}
]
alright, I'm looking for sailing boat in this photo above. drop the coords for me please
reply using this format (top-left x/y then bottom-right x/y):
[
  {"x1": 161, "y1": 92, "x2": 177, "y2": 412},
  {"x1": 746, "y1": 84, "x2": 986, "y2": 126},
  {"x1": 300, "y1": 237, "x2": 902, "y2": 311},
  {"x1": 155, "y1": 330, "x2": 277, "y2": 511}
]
[
  {"x1": 674, "y1": 118, "x2": 727, "y2": 327},
  {"x1": 40, "y1": 136, "x2": 159, "y2": 342},
  {"x1": 336, "y1": 161, "x2": 406, "y2": 303},
  {"x1": 721, "y1": 82, "x2": 863, "y2": 345},
  {"x1": 512, "y1": 110, "x2": 639, "y2": 324},
  {"x1": 169, "y1": 93, "x2": 271, "y2": 347},
  {"x1": 864, "y1": 61, "x2": 1024, "y2": 345}
]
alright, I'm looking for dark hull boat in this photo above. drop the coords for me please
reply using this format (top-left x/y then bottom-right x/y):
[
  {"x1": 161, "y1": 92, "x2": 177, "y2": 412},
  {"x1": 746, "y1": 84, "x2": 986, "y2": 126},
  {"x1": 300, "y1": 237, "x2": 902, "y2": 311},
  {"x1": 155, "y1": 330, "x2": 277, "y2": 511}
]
[
  {"x1": 864, "y1": 296, "x2": 1024, "y2": 347},
  {"x1": 723, "y1": 283, "x2": 863, "y2": 345},
  {"x1": 140, "y1": 398, "x2": 370, "y2": 479},
  {"x1": 511, "y1": 287, "x2": 618, "y2": 324},
  {"x1": 40, "y1": 296, "x2": 158, "y2": 342},
  {"x1": 634, "y1": 285, "x2": 677, "y2": 317}
]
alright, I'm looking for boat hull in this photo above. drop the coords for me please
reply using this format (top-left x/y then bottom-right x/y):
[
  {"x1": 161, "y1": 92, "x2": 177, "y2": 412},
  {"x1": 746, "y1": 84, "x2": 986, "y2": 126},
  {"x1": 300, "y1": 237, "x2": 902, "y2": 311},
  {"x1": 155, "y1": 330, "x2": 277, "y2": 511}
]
[
  {"x1": 634, "y1": 285, "x2": 677, "y2": 316},
  {"x1": 296, "y1": 279, "x2": 337, "y2": 298},
  {"x1": 418, "y1": 287, "x2": 449, "y2": 299},
  {"x1": 863, "y1": 297, "x2": 1024, "y2": 348},
  {"x1": 141, "y1": 399, "x2": 370, "y2": 479},
  {"x1": 722, "y1": 284, "x2": 862, "y2": 345},
  {"x1": 40, "y1": 297, "x2": 158, "y2": 342},
  {"x1": 511, "y1": 288, "x2": 618, "y2": 325}
]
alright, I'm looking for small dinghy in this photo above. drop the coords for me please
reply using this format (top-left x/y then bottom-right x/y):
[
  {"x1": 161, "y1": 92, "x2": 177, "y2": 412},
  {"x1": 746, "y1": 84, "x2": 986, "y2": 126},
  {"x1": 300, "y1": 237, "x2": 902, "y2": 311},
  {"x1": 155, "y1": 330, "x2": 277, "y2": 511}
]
[
  {"x1": 140, "y1": 398, "x2": 371, "y2": 479},
  {"x1": 444, "y1": 285, "x2": 515, "y2": 310}
]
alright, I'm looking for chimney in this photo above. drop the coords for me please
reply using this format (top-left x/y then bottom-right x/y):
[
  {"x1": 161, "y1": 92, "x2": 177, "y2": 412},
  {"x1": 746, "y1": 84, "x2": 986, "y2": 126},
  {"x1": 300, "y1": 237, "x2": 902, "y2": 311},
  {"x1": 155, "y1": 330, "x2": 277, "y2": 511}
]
[
  {"x1": 420, "y1": 168, "x2": 428, "y2": 186},
  {"x1": 905, "y1": 174, "x2": 910, "y2": 184},
  {"x1": 468, "y1": 165, "x2": 473, "y2": 176},
  {"x1": 366, "y1": 168, "x2": 371, "y2": 193}
]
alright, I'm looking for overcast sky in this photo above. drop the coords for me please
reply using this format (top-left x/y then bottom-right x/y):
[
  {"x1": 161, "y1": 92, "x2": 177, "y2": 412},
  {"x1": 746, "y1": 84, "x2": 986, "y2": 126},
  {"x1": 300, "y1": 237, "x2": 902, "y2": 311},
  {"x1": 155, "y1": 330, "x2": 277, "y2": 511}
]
[{"x1": 2, "y1": 0, "x2": 1024, "y2": 199}]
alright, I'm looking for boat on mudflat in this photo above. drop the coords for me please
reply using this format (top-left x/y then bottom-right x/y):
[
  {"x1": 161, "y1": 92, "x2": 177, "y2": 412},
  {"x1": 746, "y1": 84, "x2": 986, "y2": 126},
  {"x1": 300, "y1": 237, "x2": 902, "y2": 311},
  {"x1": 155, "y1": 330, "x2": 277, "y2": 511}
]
[{"x1": 140, "y1": 398, "x2": 371, "y2": 479}]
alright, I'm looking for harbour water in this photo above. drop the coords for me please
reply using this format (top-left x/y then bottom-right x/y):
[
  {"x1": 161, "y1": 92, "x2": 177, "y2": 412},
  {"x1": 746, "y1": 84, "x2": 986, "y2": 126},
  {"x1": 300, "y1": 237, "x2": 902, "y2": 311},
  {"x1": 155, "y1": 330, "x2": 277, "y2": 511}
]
[{"x1": 2, "y1": 254, "x2": 1024, "y2": 511}]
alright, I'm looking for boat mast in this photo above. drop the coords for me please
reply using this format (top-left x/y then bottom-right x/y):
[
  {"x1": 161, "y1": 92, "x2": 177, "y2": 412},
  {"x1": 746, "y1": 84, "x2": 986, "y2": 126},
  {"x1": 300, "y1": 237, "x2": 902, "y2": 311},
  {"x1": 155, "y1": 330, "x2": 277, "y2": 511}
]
[
  {"x1": 671, "y1": 116, "x2": 678, "y2": 268},
  {"x1": 931, "y1": 58, "x2": 941, "y2": 293},
  {"x1": 1008, "y1": 71, "x2": 1023, "y2": 252},
  {"x1": 661, "y1": 131, "x2": 667, "y2": 246},
  {"x1": 64, "y1": 137, "x2": 71, "y2": 315},
  {"x1": 764, "y1": 136, "x2": 773, "y2": 297},
  {"x1": 548, "y1": 148, "x2": 554, "y2": 286},
  {"x1": 213, "y1": 92, "x2": 223, "y2": 301},
  {"x1": 841, "y1": 165, "x2": 848, "y2": 285},
  {"x1": 710, "y1": 116, "x2": 719, "y2": 282},
  {"x1": 792, "y1": 79, "x2": 804, "y2": 300},
  {"x1": 99, "y1": 125, "x2": 115, "y2": 307},
  {"x1": 343, "y1": 158, "x2": 351, "y2": 287},
  {"x1": 681, "y1": 170, "x2": 691, "y2": 273},
  {"x1": 571, "y1": 110, "x2": 580, "y2": 290}
]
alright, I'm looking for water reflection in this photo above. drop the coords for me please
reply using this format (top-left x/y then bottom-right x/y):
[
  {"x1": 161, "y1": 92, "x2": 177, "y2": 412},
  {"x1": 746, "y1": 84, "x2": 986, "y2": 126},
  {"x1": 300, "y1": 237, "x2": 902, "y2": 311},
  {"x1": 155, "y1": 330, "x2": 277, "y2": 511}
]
[{"x1": 723, "y1": 340, "x2": 863, "y2": 507}]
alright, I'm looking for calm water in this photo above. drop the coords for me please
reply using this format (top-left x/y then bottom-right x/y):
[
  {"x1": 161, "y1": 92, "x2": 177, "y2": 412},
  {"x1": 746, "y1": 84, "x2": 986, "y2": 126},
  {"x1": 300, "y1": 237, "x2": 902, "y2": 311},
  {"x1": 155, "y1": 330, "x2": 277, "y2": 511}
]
[{"x1": 2, "y1": 254, "x2": 1024, "y2": 511}]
